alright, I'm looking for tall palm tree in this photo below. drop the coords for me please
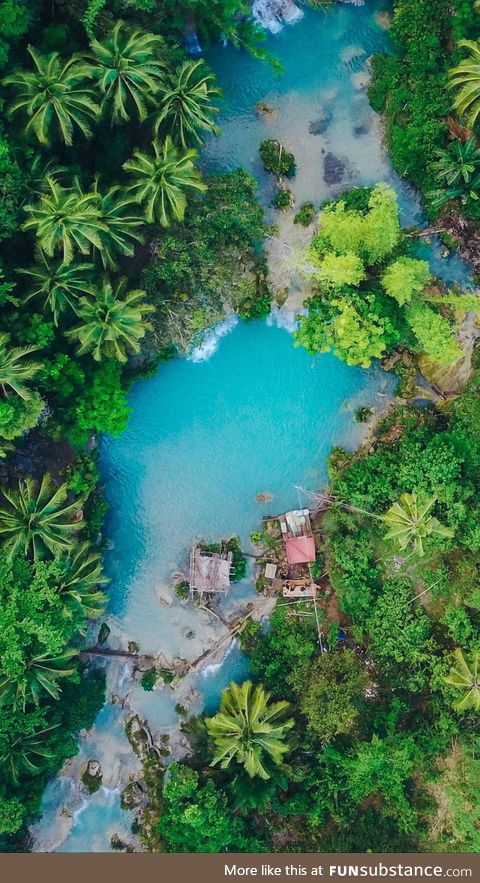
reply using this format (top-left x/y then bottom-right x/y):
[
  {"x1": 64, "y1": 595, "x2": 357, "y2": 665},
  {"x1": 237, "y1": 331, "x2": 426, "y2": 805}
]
[
  {"x1": 0, "y1": 474, "x2": 84, "y2": 560},
  {"x1": 0, "y1": 724, "x2": 58, "y2": 784},
  {"x1": 152, "y1": 59, "x2": 221, "y2": 148},
  {"x1": 3, "y1": 46, "x2": 99, "y2": 146},
  {"x1": 449, "y1": 40, "x2": 480, "y2": 128},
  {"x1": 23, "y1": 177, "x2": 106, "y2": 265},
  {"x1": 18, "y1": 254, "x2": 95, "y2": 324},
  {"x1": 65, "y1": 277, "x2": 152, "y2": 362},
  {"x1": 94, "y1": 182, "x2": 144, "y2": 270},
  {"x1": 0, "y1": 650, "x2": 78, "y2": 709},
  {"x1": 0, "y1": 333, "x2": 42, "y2": 400},
  {"x1": 205, "y1": 681, "x2": 294, "y2": 780},
  {"x1": 381, "y1": 492, "x2": 454, "y2": 557},
  {"x1": 123, "y1": 136, "x2": 206, "y2": 226},
  {"x1": 56, "y1": 543, "x2": 109, "y2": 628},
  {"x1": 85, "y1": 21, "x2": 166, "y2": 123},
  {"x1": 444, "y1": 648, "x2": 480, "y2": 712}
]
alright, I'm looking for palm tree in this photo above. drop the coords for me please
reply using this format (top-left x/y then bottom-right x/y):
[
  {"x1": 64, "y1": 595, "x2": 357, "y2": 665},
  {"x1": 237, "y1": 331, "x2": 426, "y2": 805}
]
[
  {"x1": 0, "y1": 650, "x2": 78, "y2": 709},
  {"x1": 152, "y1": 59, "x2": 221, "y2": 148},
  {"x1": 85, "y1": 21, "x2": 166, "y2": 123},
  {"x1": 3, "y1": 46, "x2": 99, "y2": 146},
  {"x1": 381, "y1": 492, "x2": 454, "y2": 557},
  {"x1": 449, "y1": 40, "x2": 480, "y2": 128},
  {"x1": 94, "y1": 182, "x2": 144, "y2": 270},
  {"x1": 65, "y1": 277, "x2": 152, "y2": 362},
  {"x1": 205, "y1": 680, "x2": 294, "y2": 780},
  {"x1": 0, "y1": 724, "x2": 58, "y2": 784},
  {"x1": 444, "y1": 648, "x2": 480, "y2": 712},
  {"x1": 123, "y1": 136, "x2": 206, "y2": 226},
  {"x1": 0, "y1": 333, "x2": 42, "y2": 400},
  {"x1": 429, "y1": 138, "x2": 480, "y2": 187},
  {"x1": 56, "y1": 543, "x2": 109, "y2": 628},
  {"x1": 0, "y1": 474, "x2": 84, "y2": 560},
  {"x1": 23, "y1": 177, "x2": 106, "y2": 265},
  {"x1": 19, "y1": 254, "x2": 95, "y2": 324}
]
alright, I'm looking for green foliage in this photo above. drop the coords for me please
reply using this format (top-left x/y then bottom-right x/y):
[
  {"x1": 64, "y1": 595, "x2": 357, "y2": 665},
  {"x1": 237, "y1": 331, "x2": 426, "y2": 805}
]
[
  {"x1": 381, "y1": 257, "x2": 431, "y2": 306},
  {"x1": 293, "y1": 649, "x2": 368, "y2": 743},
  {"x1": 205, "y1": 680, "x2": 294, "y2": 780},
  {"x1": 152, "y1": 59, "x2": 221, "y2": 147},
  {"x1": 405, "y1": 299, "x2": 462, "y2": 364},
  {"x1": 294, "y1": 202, "x2": 315, "y2": 226},
  {"x1": 444, "y1": 648, "x2": 480, "y2": 712},
  {"x1": 259, "y1": 139, "x2": 296, "y2": 179},
  {"x1": 368, "y1": 0, "x2": 452, "y2": 190},
  {"x1": 449, "y1": 40, "x2": 480, "y2": 128},
  {"x1": 141, "y1": 668, "x2": 157, "y2": 691},
  {"x1": 66, "y1": 277, "x2": 152, "y2": 363},
  {"x1": 158, "y1": 762, "x2": 262, "y2": 852},
  {"x1": 66, "y1": 361, "x2": 130, "y2": 444},
  {"x1": 271, "y1": 187, "x2": 293, "y2": 211}
]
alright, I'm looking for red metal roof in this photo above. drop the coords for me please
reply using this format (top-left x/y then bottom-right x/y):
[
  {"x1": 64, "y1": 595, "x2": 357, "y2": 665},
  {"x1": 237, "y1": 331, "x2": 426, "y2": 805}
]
[{"x1": 285, "y1": 535, "x2": 316, "y2": 565}]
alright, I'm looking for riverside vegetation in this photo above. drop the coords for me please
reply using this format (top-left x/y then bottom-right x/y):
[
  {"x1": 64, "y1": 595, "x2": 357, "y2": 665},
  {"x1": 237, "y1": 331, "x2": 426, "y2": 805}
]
[{"x1": 0, "y1": 0, "x2": 479, "y2": 856}]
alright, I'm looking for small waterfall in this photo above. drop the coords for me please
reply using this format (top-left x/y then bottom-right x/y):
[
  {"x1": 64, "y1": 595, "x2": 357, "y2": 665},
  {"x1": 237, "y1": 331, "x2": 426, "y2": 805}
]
[
  {"x1": 252, "y1": 0, "x2": 303, "y2": 34},
  {"x1": 188, "y1": 313, "x2": 238, "y2": 362}
]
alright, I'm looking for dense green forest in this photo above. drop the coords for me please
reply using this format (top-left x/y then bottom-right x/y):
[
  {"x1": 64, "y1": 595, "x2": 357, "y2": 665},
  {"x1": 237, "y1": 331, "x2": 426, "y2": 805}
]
[{"x1": 0, "y1": 0, "x2": 479, "y2": 854}]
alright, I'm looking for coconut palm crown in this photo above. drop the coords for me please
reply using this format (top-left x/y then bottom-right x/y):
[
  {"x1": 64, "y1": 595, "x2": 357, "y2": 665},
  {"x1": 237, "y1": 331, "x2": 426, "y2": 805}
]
[
  {"x1": 3, "y1": 46, "x2": 99, "y2": 146},
  {"x1": 19, "y1": 254, "x2": 95, "y2": 325},
  {"x1": 0, "y1": 474, "x2": 84, "y2": 560},
  {"x1": 123, "y1": 136, "x2": 206, "y2": 226},
  {"x1": 381, "y1": 492, "x2": 454, "y2": 557},
  {"x1": 0, "y1": 333, "x2": 43, "y2": 400},
  {"x1": 152, "y1": 59, "x2": 221, "y2": 148},
  {"x1": 85, "y1": 21, "x2": 166, "y2": 122},
  {"x1": 205, "y1": 680, "x2": 294, "y2": 780},
  {"x1": 65, "y1": 277, "x2": 152, "y2": 362}
]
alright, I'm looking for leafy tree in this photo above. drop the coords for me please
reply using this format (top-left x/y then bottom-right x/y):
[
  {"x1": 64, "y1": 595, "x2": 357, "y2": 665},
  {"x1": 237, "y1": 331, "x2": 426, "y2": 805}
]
[
  {"x1": 23, "y1": 178, "x2": 104, "y2": 265},
  {"x1": 65, "y1": 277, "x2": 152, "y2": 362},
  {"x1": 0, "y1": 474, "x2": 83, "y2": 560},
  {"x1": 19, "y1": 255, "x2": 95, "y2": 324},
  {"x1": 205, "y1": 680, "x2": 294, "y2": 780},
  {"x1": 0, "y1": 332, "x2": 42, "y2": 400},
  {"x1": 0, "y1": 391, "x2": 44, "y2": 440},
  {"x1": 123, "y1": 136, "x2": 206, "y2": 226},
  {"x1": 85, "y1": 21, "x2": 166, "y2": 123},
  {"x1": 381, "y1": 257, "x2": 431, "y2": 306},
  {"x1": 444, "y1": 648, "x2": 480, "y2": 712},
  {"x1": 65, "y1": 360, "x2": 130, "y2": 444},
  {"x1": 293, "y1": 649, "x2": 368, "y2": 743},
  {"x1": 305, "y1": 250, "x2": 366, "y2": 288},
  {"x1": 0, "y1": 0, "x2": 30, "y2": 69},
  {"x1": 3, "y1": 47, "x2": 99, "y2": 146},
  {"x1": 341, "y1": 734, "x2": 417, "y2": 833},
  {"x1": 0, "y1": 135, "x2": 26, "y2": 240},
  {"x1": 449, "y1": 40, "x2": 480, "y2": 128},
  {"x1": 158, "y1": 762, "x2": 261, "y2": 852},
  {"x1": 406, "y1": 300, "x2": 462, "y2": 365},
  {"x1": 153, "y1": 59, "x2": 221, "y2": 147},
  {"x1": 317, "y1": 185, "x2": 400, "y2": 265}
]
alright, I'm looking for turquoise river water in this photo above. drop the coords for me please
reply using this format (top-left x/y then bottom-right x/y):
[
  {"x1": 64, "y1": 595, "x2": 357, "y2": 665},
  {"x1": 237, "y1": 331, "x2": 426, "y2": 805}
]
[{"x1": 30, "y1": 0, "x2": 472, "y2": 853}]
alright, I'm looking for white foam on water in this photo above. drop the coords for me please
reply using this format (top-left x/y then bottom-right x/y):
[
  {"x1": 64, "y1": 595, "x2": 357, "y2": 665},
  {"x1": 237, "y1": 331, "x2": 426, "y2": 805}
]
[
  {"x1": 188, "y1": 313, "x2": 239, "y2": 362},
  {"x1": 252, "y1": 0, "x2": 303, "y2": 34},
  {"x1": 267, "y1": 305, "x2": 305, "y2": 333},
  {"x1": 200, "y1": 637, "x2": 236, "y2": 678}
]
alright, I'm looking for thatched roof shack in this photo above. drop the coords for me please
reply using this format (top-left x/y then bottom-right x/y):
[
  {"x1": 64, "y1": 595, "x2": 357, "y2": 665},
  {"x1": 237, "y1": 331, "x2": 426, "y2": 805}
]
[{"x1": 189, "y1": 546, "x2": 232, "y2": 596}]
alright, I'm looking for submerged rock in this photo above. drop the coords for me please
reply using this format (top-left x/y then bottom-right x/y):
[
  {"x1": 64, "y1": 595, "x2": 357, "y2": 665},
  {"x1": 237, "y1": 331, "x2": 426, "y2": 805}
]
[
  {"x1": 308, "y1": 111, "x2": 332, "y2": 136},
  {"x1": 97, "y1": 622, "x2": 110, "y2": 645},
  {"x1": 323, "y1": 153, "x2": 345, "y2": 186}
]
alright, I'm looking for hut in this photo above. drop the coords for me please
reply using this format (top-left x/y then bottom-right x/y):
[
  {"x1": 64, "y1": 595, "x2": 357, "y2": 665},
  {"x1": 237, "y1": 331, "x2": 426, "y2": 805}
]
[
  {"x1": 279, "y1": 509, "x2": 316, "y2": 564},
  {"x1": 189, "y1": 546, "x2": 232, "y2": 598}
]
